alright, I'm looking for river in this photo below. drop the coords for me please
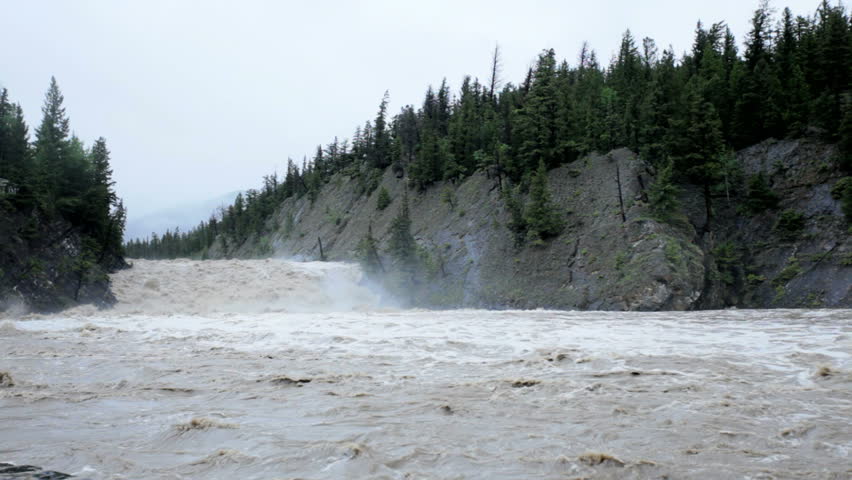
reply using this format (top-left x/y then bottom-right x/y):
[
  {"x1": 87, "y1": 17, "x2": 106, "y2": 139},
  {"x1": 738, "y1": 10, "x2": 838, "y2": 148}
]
[{"x1": 1, "y1": 259, "x2": 850, "y2": 479}]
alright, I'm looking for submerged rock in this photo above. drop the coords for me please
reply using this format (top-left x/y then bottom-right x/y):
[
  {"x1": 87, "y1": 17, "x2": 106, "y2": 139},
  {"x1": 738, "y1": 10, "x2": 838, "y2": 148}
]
[{"x1": 0, "y1": 464, "x2": 76, "y2": 480}]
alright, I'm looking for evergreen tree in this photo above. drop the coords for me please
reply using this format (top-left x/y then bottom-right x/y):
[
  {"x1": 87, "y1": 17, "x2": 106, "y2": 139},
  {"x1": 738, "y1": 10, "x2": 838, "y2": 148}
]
[
  {"x1": 839, "y1": 95, "x2": 852, "y2": 172},
  {"x1": 376, "y1": 186, "x2": 391, "y2": 210},
  {"x1": 504, "y1": 184, "x2": 527, "y2": 246},
  {"x1": 670, "y1": 78, "x2": 726, "y2": 231},
  {"x1": 733, "y1": 1, "x2": 781, "y2": 146},
  {"x1": 516, "y1": 49, "x2": 560, "y2": 171},
  {"x1": 387, "y1": 192, "x2": 417, "y2": 269},
  {"x1": 356, "y1": 222, "x2": 384, "y2": 275},
  {"x1": 372, "y1": 91, "x2": 392, "y2": 169},
  {"x1": 649, "y1": 158, "x2": 681, "y2": 218},
  {"x1": 34, "y1": 77, "x2": 71, "y2": 204},
  {"x1": 524, "y1": 160, "x2": 564, "y2": 241},
  {"x1": 0, "y1": 92, "x2": 32, "y2": 205}
]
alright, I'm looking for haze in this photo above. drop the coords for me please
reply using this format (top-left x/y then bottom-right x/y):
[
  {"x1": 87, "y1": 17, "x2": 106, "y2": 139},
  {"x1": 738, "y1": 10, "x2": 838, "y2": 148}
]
[{"x1": 0, "y1": 0, "x2": 821, "y2": 225}]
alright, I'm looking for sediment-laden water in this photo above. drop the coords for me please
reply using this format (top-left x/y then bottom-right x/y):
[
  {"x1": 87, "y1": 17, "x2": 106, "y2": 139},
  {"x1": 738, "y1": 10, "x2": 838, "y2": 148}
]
[{"x1": 1, "y1": 259, "x2": 850, "y2": 479}]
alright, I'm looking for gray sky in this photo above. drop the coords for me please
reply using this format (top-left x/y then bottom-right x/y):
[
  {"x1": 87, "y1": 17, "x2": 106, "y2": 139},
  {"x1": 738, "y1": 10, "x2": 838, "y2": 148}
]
[{"x1": 0, "y1": 0, "x2": 823, "y2": 222}]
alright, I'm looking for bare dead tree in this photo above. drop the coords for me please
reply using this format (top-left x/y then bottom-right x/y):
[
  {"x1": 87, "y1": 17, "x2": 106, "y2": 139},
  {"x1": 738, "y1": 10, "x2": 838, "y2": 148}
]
[
  {"x1": 488, "y1": 44, "x2": 502, "y2": 100},
  {"x1": 578, "y1": 41, "x2": 590, "y2": 70}
]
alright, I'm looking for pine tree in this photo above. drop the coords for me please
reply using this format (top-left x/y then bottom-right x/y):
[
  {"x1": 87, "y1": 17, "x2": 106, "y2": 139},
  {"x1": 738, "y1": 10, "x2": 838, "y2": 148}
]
[
  {"x1": 516, "y1": 49, "x2": 560, "y2": 170},
  {"x1": 649, "y1": 158, "x2": 681, "y2": 218},
  {"x1": 34, "y1": 77, "x2": 71, "y2": 203},
  {"x1": 356, "y1": 222, "x2": 384, "y2": 275},
  {"x1": 372, "y1": 91, "x2": 392, "y2": 169},
  {"x1": 387, "y1": 192, "x2": 417, "y2": 269},
  {"x1": 670, "y1": 78, "x2": 725, "y2": 231},
  {"x1": 733, "y1": 1, "x2": 782, "y2": 146},
  {"x1": 376, "y1": 186, "x2": 391, "y2": 210},
  {"x1": 524, "y1": 160, "x2": 564, "y2": 242},
  {"x1": 839, "y1": 96, "x2": 852, "y2": 172},
  {"x1": 811, "y1": 1, "x2": 852, "y2": 138},
  {"x1": 610, "y1": 30, "x2": 644, "y2": 151},
  {"x1": 84, "y1": 138, "x2": 118, "y2": 247},
  {"x1": 0, "y1": 92, "x2": 32, "y2": 205}
]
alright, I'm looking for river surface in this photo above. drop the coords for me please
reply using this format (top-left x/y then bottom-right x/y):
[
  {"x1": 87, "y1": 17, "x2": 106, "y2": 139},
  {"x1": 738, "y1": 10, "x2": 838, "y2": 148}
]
[{"x1": 1, "y1": 259, "x2": 850, "y2": 479}]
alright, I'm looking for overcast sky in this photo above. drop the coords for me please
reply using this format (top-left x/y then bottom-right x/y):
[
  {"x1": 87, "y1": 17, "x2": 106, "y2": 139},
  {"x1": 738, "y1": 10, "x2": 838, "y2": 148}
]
[{"x1": 0, "y1": 0, "x2": 824, "y2": 222}]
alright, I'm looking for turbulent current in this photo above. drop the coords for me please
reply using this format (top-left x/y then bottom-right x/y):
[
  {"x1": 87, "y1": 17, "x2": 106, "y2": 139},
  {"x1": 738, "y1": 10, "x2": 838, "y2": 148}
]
[{"x1": 0, "y1": 259, "x2": 850, "y2": 479}]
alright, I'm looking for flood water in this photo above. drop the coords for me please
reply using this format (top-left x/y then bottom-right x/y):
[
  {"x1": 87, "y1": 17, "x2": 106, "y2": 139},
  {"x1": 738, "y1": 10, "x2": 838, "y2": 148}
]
[{"x1": 1, "y1": 259, "x2": 850, "y2": 479}]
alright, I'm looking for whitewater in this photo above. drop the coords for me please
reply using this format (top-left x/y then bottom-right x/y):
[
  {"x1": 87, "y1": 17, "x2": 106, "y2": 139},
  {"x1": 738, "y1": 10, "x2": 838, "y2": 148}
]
[{"x1": 0, "y1": 259, "x2": 850, "y2": 479}]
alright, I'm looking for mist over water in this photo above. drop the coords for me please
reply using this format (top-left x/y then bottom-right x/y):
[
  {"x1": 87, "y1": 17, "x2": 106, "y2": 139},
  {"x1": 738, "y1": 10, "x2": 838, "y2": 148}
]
[{"x1": 1, "y1": 259, "x2": 850, "y2": 479}]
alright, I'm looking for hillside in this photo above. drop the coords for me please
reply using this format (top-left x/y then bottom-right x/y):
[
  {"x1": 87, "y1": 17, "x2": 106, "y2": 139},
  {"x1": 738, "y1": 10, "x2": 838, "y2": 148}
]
[
  {"x1": 200, "y1": 138, "x2": 850, "y2": 310},
  {"x1": 124, "y1": 1, "x2": 852, "y2": 311}
]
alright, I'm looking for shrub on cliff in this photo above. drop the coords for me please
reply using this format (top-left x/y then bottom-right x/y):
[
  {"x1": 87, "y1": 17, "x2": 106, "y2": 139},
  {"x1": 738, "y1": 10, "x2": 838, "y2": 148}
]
[
  {"x1": 376, "y1": 186, "x2": 391, "y2": 211},
  {"x1": 830, "y1": 177, "x2": 852, "y2": 222},
  {"x1": 743, "y1": 174, "x2": 780, "y2": 214},
  {"x1": 774, "y1": 209, "x2": 806, "y2": 240}
]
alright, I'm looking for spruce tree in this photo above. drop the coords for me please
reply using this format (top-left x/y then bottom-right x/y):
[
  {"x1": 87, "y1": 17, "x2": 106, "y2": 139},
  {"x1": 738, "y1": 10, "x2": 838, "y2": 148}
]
[
  {"x1": 516, "y1": 49, "x2": 559, "y2": 170},
  {"x1": 376, "y1": 186, "x2": 391, "y2": 210},
  {"x1": 356, "y1": 222, "x2": 384, "y2": 275},
  {"x1": 34, "y1": 77, "x2": 71, "y2": 203},
  {"x1": 387, "y1": 192, "x2": 417, "y2": 269},
  {"x1": 649, "y1": 158, "x2": 681, "y2": 218},
  {"x1": 372, "y1": 91, "x2": 392, "y2": 169},
  {"x1": 0, "y1": 93, "x2": 32, "y2": 204},
  {"x1": 524, "y1": 160, "x2": 564, "y2": 242}
]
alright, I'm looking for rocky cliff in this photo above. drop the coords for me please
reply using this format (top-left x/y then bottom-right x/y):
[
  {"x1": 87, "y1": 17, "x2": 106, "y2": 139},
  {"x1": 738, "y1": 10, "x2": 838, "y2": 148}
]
[
  {"x1": 209, "y1": 138, "x2": 850, "y2": 310},
  {"x1": 0, "y1": 209, "x2": 126, "y2": 313}
]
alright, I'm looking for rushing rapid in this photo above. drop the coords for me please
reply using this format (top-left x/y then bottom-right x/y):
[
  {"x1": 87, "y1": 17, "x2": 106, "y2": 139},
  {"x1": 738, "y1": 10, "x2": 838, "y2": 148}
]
[{"x1": 1, "y1": 259, "x2": 850, "y2": 479}]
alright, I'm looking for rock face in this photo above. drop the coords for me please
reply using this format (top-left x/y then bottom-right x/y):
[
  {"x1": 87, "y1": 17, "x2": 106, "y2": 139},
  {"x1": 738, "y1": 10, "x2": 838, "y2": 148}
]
[
  {"x1": 705, "y1": 139, "x2": 851, "y2": 308},
  {"x1": 0, "y1": 210, "x2": 126, "y2": 313},
  {"x1": 210, "y1": 149, "x2": 707, "y2": 310},
  {"x1": 207, "y1": 138, "x2": 850, "y2": 310}
]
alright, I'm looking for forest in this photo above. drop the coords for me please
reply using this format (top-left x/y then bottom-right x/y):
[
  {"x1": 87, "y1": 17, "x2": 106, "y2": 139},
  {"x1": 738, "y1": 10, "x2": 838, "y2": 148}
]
[
  {"x1": 125, "y1": 0, "x2": 852, "y2": 260},
  {"x1": 0, "y1": 78, "x2": 126, "y2": 278}
]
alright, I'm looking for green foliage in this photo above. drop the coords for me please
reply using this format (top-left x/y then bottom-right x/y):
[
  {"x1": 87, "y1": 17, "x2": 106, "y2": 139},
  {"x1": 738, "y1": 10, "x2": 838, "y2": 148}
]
[
  {"x1": 358, "y1": 168, "x2": 383, "y2": 196},
  {"x1": 712, "y1": 241, "x2": 740, "y2": 286},
  {"x1": 774, "y1": 209, "x2": 806, "y2": 240},
  {"x1": 503, "y1": 185, "x2": 527, "y2": 246},
  {"x1": 664, "y1": 240, "x2": 685, "y2": 268},
  {"x1": 376, "y1": 186, "x2": 391, "y2": 211},
  {"x1": 0, "y1": 80, "x2": 126, "y2": 274},
  {"x1": 830, "y1": 177, "x2": 852, "y2": 221},
  {"x1": 773, "y1": 257, "x2": 803, "y2": 287},
  {"x1": 649, "y1": 158, "x2": 681, "y2": 218},
  {"x1": 324, "y1": 206, "x2": 342, "y2": 226},
  {"x1": 387, "y1": 193, "x2": 417, "y2": 269},
  {"x1": 743, "y1": 174, "x2": 780, "y2": 213},
  {"x1": 283, "y1": 212, "x2": 295, "y2": 238},
  {"x1": 356, "y1": 223, "x2": 383, "y2": 276},
  {"x1": 524, "y1": 161, "x2": 564, "y2": 242},
  {"x1": 614, "y1": 251, "x2": 628, "y2": 272},
  {"x1": 840, "y1": 98, "x2": 852, "y2": 172},
  {"x1": 441, "y1": 186, "x2": 455, "y2": 210},
  {"x1": 126, "y1": 2, "x2": 852, "y2": 259}
]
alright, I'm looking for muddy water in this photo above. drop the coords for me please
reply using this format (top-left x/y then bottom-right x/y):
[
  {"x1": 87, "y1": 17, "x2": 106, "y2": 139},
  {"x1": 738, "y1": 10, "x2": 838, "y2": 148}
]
[{"x1": 1, "y1": 259, "x2": 850, "y2": 479}]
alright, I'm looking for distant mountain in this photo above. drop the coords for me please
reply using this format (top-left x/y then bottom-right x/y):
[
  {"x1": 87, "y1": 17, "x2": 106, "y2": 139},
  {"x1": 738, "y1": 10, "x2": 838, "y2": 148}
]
[{"x1": 124, "y1": 191, "x2": 239, "y2": 241}]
